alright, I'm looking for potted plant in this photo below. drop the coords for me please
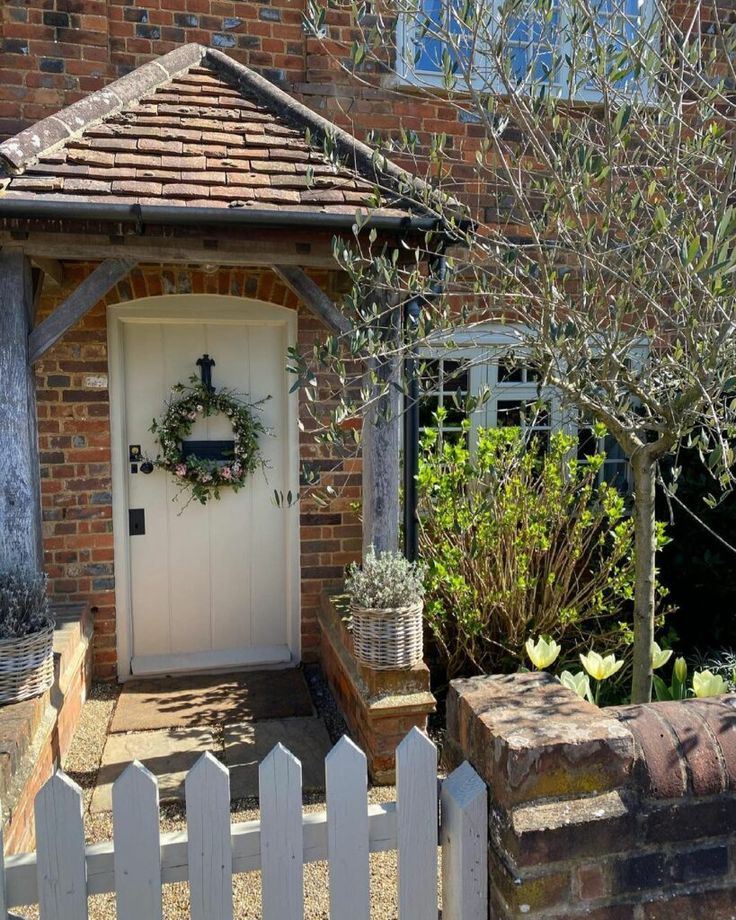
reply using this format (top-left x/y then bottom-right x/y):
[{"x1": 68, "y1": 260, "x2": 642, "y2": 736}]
[
  {"x1": 0, "y1": 568, "x2": 55, "y2": 704},
  {"x1": 345, "y1": 548, "x2": 425, "y2": 670}
]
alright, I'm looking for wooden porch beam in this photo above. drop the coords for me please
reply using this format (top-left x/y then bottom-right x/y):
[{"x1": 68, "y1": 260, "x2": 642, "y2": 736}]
[
  {"x1": 271, "y1": 265, "x2": 352, "y2": 335},
  {"x1": 362, "y1": 302, "x2": 402, "y2": 556},
  {"x1": 272, "y1": 267, "x2": 402, "y2": 553},
  {"x1": 32, "y1": 257, "x2": 64, "y2": 287},
  {"x1": 362, "y1": 354, "x2": 402, "y2": 555},
  {"x1": 0, "y1": 234, "x2": 341, "y2": 269},
  {"x1": 0, "y1": 251, "x2": 43, "y2": 570},
  {"x1": 28, "y1": 257, "x2": 136, "y2": 364}
]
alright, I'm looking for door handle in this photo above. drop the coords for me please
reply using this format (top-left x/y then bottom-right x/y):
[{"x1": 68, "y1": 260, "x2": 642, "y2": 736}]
[{"x1": 140, "y1": 461, "x2": 154, "y2": 474}]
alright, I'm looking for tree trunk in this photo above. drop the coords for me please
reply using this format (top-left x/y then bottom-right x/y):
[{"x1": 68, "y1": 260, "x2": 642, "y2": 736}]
[
  {"x1": 630, "y1": 452, "x2": 657, "y2": 704},
  {"x1": 0, "y1": 251, "x2": 43, "y2": 571}
]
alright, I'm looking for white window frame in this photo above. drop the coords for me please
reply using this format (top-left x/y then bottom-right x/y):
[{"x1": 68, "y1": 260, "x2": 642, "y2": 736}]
[
  {"x1": 418, "y1": 325, "x2": 648, "y2": 492},
  {"x1": 395, "y1": 0, "x2": 655, "y2": 102}
]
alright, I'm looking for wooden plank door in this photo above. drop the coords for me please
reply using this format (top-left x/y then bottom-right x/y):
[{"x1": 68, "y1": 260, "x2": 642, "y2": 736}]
[{"x1": 111, "y1": 298, "x2": 299, "y2": 676}]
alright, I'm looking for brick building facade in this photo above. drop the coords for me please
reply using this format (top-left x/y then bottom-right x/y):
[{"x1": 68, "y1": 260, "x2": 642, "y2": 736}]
[
  {"x1": 0, "y1": 10, "x2": 460, "y2": 678},
  {"x1": 0, "y1": 0, "x2": 727, "y2": 681}
]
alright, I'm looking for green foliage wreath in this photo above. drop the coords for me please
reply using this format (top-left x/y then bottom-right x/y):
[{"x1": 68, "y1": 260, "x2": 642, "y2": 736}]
[{"x1": 150, "y1": 376, "x2": 266, "y2": 506}]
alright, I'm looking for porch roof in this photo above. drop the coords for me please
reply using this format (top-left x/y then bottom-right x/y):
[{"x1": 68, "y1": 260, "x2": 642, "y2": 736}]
[{"x1": 0, "y1": 44, "x2": 449, "y2": 227}]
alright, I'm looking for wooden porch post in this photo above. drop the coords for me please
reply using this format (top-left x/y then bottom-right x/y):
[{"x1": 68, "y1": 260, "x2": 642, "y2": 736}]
[
  {"x1": 0, "y1": 251, "x2": 43, "y2": 570},
  {"x1": 362, "y1": 303, "x2": 401, "y2": 556}
]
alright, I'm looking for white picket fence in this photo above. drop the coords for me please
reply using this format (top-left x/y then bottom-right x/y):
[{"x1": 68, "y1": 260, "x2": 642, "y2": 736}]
[{"x1": 0, "y1": 727, "x2": 487, "y2": 919}]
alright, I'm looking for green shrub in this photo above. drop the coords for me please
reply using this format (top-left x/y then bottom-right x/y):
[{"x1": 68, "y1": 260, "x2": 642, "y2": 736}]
[{"x1": 417, "y1": 424, "x2": 640, "y2": 681}]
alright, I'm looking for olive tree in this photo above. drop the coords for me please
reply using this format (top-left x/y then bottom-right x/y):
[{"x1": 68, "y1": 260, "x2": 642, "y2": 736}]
[{"x1": 299, "y1": 0, "x2": 736, "y2": 702}]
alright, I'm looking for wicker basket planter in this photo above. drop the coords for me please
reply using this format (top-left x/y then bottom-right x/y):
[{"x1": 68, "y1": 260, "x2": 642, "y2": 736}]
[
  {"x1": 0, "y1": 623, "x2": 55, "y2": 705},
  {"x1": 351, "y1": 601, "x2": 423, "y2": 670}
]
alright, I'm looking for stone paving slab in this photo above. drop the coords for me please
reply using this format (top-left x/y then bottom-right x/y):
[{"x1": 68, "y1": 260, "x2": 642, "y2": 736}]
[
  {"x1": 110, "y1": 669, "x2": 314, "y2": 733},
  {"x1": 91, "y1": 727, "x2": 218, "y2": 813},
  {"x1": 224, "y1": 717, "x2": 333, "y2": 797}
]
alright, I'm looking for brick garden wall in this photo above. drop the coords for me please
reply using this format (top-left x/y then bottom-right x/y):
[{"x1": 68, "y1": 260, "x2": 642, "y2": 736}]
[
  {"x1": 35, "y1": 263, "x2": 361, "y2": 678},
  {"x1": 447, "y1": 672, "x2": 736, "y2": 919}
]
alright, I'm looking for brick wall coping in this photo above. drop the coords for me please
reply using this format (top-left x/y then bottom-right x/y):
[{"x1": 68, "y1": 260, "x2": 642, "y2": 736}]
[
  {"x1": 447, "y1": 672, "x2": 736, "y2": 918},
  {"x1": 448, "y1": 672, "x2": 736, "y2": 806},
  {"x1": 615, "y1": 697, "x2": 736, "y2": 800},
  {"x1": 0, "y1": 604, "x2": 91, "y2": 832},
  {"x1": 319, "y1": 590, "x2": 435, "y2": 709}
]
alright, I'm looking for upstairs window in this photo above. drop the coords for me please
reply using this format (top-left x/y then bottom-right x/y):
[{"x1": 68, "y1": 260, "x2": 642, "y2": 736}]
[{"x1": 396, "y1": 0, "x2": 650, "y2": 101}]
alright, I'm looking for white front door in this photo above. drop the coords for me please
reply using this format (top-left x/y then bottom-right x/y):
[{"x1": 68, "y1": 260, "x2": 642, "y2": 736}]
[{"x1": 108, "y1": 296, "x2": 300, "y2": 678}]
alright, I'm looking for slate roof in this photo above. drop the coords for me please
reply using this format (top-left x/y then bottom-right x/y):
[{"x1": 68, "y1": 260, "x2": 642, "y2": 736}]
[{"x1": 0, "y1": 44, "x2": 443, "y2": 222}]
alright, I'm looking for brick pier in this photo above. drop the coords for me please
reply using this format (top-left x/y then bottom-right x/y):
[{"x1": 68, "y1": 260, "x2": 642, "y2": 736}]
[{"x1": 447, "y1": 672, "x2": 736, "y2": 919}]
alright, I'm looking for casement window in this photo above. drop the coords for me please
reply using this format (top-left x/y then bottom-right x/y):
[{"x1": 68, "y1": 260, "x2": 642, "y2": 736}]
[
  {"x1": 418, "y1": 336, "x2": 637, "y2": 492},
  {"x1": 418, "y1": 351, "x2": 562, "y2": 452},
  {"x1": 395, "y1": 0, "x2": 650, "y2": 102}
]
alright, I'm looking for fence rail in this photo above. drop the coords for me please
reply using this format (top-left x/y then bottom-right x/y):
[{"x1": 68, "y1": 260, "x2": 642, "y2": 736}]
[{"x1": 0, "y1": 728, "x2": 487, "y2": 919}]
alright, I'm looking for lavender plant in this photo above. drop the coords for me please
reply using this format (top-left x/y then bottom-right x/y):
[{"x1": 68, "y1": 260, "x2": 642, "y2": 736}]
[
  {"x1": 346, "y1": 548, "x2": 426, "y2": 609},
  {"x1": 0, "y1": 569, "x2": 53, "y2": 640}
]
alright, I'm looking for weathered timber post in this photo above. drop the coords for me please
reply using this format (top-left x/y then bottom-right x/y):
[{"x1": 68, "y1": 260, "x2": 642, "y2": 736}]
[
  {"x1": 0, "y1": 251, "x2": 42, "y2": 570},
  {"x1": 362, "y1": 300, "x2": 401, "y2": 555}
]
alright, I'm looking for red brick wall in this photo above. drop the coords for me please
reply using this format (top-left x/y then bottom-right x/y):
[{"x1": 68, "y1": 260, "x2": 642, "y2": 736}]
[
  {"x1": 35, "y1": 264, "x2": 360, "y2": 678},
  {"x1": 447, "y1": 673, "x2": 736, "y2": 919}
]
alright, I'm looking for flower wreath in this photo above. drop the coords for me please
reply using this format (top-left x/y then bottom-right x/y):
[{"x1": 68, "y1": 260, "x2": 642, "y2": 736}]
[{"x1": 150, "y1": 376, "x2": 266, "y2": 506}]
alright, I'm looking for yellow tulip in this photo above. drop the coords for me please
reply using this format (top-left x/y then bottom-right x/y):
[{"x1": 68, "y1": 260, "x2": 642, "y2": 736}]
[
  {"x1": 651, "y1": 642, "x2": 673, "y2": 670},
  {"x1": 692, "y1": 670, "x2": 728, "y2": 698},
  {"x1": 559, "y1": 670, "x2": 591, "y2": 700},
  {"x1": 525, "y1": 636, "x2": 561, "y2": 670},
  {"x1": 579, "y1": 650, "x2": 624, "y2": 682},
  {"x1": 673, "y1": 657, "x2": 687, "y2": 684}
]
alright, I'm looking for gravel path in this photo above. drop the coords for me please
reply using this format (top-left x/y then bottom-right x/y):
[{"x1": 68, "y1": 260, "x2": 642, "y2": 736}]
[{"x1": 13, "y1": 675, "x2": 432, "y2": 919}]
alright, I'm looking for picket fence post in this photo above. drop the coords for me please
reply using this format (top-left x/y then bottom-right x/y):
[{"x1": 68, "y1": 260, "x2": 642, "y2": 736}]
[
  {"x1": 35, "y1": 771, "x2": 88, "y2": 920},
  {"x1": 186, "y1": 752, "x2": 233, "y2": 920},
  {"x1": 441, "y1": 760, "x2": 488, "y2": 920},
  {"x1": 397, "y1": 728, "x2": 438, "y2": 920},
  {"x1": 112, "y1": 761, "x2": 163, "y2": 920},
  {"x1": 259, "y1": 743, "x2": 303, "y2": 920},
  {"x1": 326, "y1": 736, "x2": 370, "y2": 920}
]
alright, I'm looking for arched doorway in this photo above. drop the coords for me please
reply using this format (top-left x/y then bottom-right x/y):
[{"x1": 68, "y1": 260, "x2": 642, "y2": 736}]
[{"x1": 107, "y1": 294, "x2": 300, "y2": 679}]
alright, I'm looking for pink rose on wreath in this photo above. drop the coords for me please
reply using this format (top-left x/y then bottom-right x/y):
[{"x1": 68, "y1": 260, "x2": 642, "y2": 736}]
[
  {"x1": 175, "y1": 464, "x2": 187, "y2": 477},
  {"x1": 199, "y1": 472, "x2": 212, "y2": 483},
  {"x1": 221, "y1": 467, "x2": 232, "y2": 480}
]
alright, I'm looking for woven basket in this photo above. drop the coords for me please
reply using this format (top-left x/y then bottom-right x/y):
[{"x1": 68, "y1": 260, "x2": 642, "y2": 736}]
[
  {"x1": 0, "y1": 623, "x2": 55, "y2": 705},
  {"x1": 351, "y1": 601, "x2": 423, "y2": 670}
]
